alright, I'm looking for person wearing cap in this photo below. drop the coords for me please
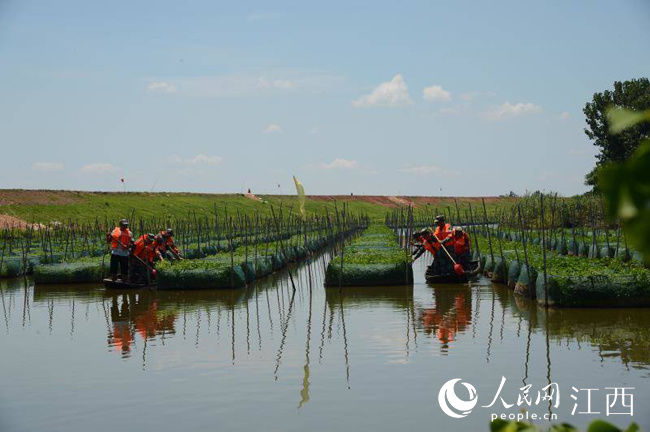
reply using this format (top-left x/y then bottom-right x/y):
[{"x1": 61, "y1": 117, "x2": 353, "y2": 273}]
[
  {"x1": 153, "y1": 234, "x2": 168, "y2": 259},
  {"x1": 158, "y1": 228, "x2": 182, "y2": 260},
  {"x1": 107, "y1": 219, "x2": 133, "y2": 281},
  {"x1": 132, "y1": 233, "x2": 162, "y2": 284},
  {"x1": 431, "y1": 215, "x2": 452, "y2": 254},
  {"x1": 451, "y1": 226, "x2": 471, "y2": 267},
  {"x1": 133, "y1": 233, "x2": 162, "y2": 264}
]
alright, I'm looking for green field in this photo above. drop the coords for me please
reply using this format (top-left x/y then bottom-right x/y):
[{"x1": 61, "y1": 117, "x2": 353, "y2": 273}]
[{"x1": 0, "y1": 189, "x2": 510, "y2": 224}]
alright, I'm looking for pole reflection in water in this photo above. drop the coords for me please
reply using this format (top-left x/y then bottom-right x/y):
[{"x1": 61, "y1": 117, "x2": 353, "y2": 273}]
[{"x1": 1, "y1": 252, "x2": 650, "y2": 432}]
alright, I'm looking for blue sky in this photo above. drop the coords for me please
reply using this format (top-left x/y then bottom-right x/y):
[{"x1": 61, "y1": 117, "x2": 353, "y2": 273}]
[{"x1": 1, "y1": 0, "x2": 648, "y2": 196}]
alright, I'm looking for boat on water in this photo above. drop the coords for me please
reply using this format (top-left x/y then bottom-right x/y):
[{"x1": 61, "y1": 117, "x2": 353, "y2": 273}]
[
  {"x1": 424, "y1": 259, "x2": 481, "y2": 284},
  {"x1": 103, "y1": 278, "x2": 156, "y2": 289}
]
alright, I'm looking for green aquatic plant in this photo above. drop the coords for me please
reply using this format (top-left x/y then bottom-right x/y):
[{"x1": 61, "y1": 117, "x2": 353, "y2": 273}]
[
  {"x1": 490, "y1": 419, "x2": 640, "y2": 432},
  {"x1": 325, "y1": 225, "x2": 412, "y2": 286}
]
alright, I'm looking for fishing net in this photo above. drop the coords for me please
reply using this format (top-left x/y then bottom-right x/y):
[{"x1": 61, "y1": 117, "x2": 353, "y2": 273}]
[
  {"x1": 578, "y1": 242, "x2": 589, "y2": 257},
  {"x1": 490, "y1": 258, "x2": 508, "y2": 283},
  {"x1": 251, "y1": 258, "x2": 274, "y2": 278},
  {"x1": 483, "y1": 254, "x2": 495, "y2": 276},
  {"x1": 515, "y1": 265, "x2": 537, "y2": 298},
  {"x1": 554, "y1": 240, "x2": 568, "y2": 255},
  {"x1": 631, "y1": 250, "x2": 644, "y2": 264},
  {"x1": 507, "y1": 260, "x2": 521, "y2": 289},
  {"x1": 567, "y1": 240, "x2": 579, "y2": 256}
]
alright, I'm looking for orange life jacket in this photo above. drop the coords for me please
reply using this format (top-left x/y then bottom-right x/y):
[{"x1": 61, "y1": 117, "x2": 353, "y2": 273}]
[
  {"x1": 159, "y1": 231, "x2": 179, "y2": 255},
  {"x1": 431, "y1": 223, "x2": 452, "y2": 253},
  {"x1": 423, "y1": 238, "x2": 436, "y2": 255},
  {"x1": 110, "y1": 227, "x2": 132, "y2": 251},
  {"x1": 133, "y1": 236, "x2": 157, "y2": 263},
  {"x1": 433, "y1": 223, "x2": 452, "y2": 241},
  {"x1": 453, "y1": 232, "x2": 471, "y2": 255}
]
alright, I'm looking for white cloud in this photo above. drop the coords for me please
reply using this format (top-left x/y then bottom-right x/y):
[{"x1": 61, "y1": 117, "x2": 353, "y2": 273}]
[
  {"x1": 80, "y1": 163, "x2": 117, "y2": 174},
  {"x1": 32, "y1": 162, "x2": 64, "y2": 172},
  {"x1": 422, "y1": 85, "x2": 451, "y2": 102},
  {"x1": 320, "y1": 158, "x2": 358, "y2": 169},
  {"x1": 352, "y1": 74, "x2": 412, "y2": 108},
  {"x1": 146, "y1": 81, "x2": 177, "y2": 94},
  {"x1": 483, "y1": 102, "x2": 542, "y2": 120},
  {"x1": 263, "y1": 124, "x2": 282, "y2": 134},
  {"x1": 399, "y1": 165, "x2": 459, "y2": 177}
]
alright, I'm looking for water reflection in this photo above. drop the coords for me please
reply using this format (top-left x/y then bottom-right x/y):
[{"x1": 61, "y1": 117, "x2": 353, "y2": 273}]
[
  {"x1": 10, "y1": 266, "x2": 650, "y2": 373},
  {"x1": 418, "y1": 286, "x2": 471, "y2": 352},
  {"x1": 2, "y1": 255, "x2": 650, "y2": 431},
  {"x1": 108, "y1": 293, "x2": 176, "y2": 357}
]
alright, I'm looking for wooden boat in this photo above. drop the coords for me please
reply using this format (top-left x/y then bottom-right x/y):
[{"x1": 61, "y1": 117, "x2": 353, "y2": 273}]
[
  {"x1": 102, "y1": 278, "x2": 156, "y2": 289},
  {"x1": 425, "y1": 259, "x2": 481, "y2": 284}
]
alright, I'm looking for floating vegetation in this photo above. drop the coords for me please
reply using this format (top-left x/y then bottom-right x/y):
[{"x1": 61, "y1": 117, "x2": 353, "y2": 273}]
[{"x1": 325, "y1": 225, "x2": 412, "y2": 287}]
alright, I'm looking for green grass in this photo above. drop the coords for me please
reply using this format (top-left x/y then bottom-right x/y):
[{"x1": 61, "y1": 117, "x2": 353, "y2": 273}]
[{"x1": 0, "y1": 189, "x2": 512, "y2": 224}]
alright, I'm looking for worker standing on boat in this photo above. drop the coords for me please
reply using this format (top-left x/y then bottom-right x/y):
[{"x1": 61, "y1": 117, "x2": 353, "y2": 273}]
[
  {"x1": 159, "y1": 228, "x2": 183, "y2": 260},
  {"x1": 451, "y1": 227, "x2": 471, "y2": 267},
  {"x1": 107, "y1": 219, "x2": 133, "y2": 281},
  {"x1": 431, "y1": 215, "x2": 452, "y2": 253}
]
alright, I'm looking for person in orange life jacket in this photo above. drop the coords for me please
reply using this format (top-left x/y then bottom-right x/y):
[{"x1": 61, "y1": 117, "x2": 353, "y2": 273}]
[
  {"x1": 133, "y1": 234, "x2": 162, "y2": 264},
  {"x1": 431, "y1": 215, "x2": 452, "y2": 255},
  {"x1": 159, "y1": 228, "x2": 182, "y2": 260},
  {"x1": 131, "y1": 234, "x2": 162, "y2": 284},
  {"x1": 451, "y1": 226, "x2": 471, "y2": 267},
  {"x1": 106, "y1": 219, "x2": 133, "y2": 281},
  {"x1": 411, "y1": 228, "x2": 437, "y2": 260},
  {"x1": 153, "y1": 234, "x2": 169, "y2": 259}
]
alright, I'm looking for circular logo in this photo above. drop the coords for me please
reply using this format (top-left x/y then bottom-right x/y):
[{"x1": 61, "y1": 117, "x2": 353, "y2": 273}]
[{"x1": 438, "y1": 378, "x2": 478, "y2": 418}]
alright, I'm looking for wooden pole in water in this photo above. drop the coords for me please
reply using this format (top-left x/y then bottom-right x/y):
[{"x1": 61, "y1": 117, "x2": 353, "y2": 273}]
[
  {"x1": 481, "y1": 198, "x2": 494, "y2": 262},
  {"x1": 468, "y1": 204, "x2": 480, "y2": 258},
  {"x1": 600, "y1": 197, "x2": 611, "y2": 255},
  {"x1": 540, "y1": 194, "x2": 549, "y2": 307},
  {"x1": 517, "y1": 205, "x2": 531, "y2": 282},
  {"x1": 270, "y1": 205, "x2": 296, "y2": 291}
]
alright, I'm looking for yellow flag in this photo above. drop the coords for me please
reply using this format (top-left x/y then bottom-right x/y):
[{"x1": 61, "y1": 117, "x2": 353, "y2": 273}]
[{"x1": 293, "y1": 175, "x2": 306, "y2": 218}]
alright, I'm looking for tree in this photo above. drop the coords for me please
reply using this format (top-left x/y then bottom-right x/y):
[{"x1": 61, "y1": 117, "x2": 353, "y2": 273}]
[
  {"x1": 583, "y1": 78, "x2": 650, "y2": 187},
  {"x1": 599, "y1": 106, "x2": 650, "y2": 264}
]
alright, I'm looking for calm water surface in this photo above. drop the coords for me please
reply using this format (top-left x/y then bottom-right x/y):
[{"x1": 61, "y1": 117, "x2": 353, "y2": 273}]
[{"x1": 1, "y1": 254, "x2": 649, "y2": 431}]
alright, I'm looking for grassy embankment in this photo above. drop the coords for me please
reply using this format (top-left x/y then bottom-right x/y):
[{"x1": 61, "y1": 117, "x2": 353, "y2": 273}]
[{"x1": 0, "y1": 189, "x2": 511, "y2": 224}]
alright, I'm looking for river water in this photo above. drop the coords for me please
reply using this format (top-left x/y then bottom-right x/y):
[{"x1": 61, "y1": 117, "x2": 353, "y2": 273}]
[{"x1": 1, "y1": 254, "x2": 648, "y2": 431}]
